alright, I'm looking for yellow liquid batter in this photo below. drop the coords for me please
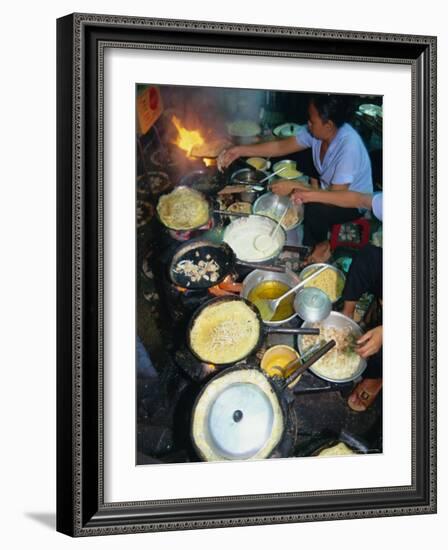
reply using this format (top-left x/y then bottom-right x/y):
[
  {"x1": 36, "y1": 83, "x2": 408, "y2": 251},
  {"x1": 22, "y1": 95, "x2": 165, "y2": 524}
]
[
  {"x1": 261, "y1": 347, "x2": 299, "y2": 377},
  {"x1": 248, "y1": 280, "x2": 294, "y2": 322}
]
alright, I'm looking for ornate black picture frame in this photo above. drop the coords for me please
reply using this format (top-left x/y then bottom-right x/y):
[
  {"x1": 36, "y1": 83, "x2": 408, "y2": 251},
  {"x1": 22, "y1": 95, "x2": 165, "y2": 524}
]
[{"x1": 56, "y1": 13, "x2": 437, "y2": 536}]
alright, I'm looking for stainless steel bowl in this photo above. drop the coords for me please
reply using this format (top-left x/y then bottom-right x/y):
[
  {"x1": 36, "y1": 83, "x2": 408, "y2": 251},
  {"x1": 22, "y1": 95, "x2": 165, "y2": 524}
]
[
  {"x1": 273, "y1": 159, "x2": 296, "y2": 171},
  {"x1": 272, "y1": 160, "x2": 303, "y2": 180},
  {"x1": 252, "y1": 192, "x2": 303, "y2": 231},
  {"x1": 298, "y1": 263, "x2": 346, "y2": 304},
  {"x1": 223, "y1": 215, "x2": 286, "y2": 264},
  {"x1": 230, "y1": 168, "x2": 269, "y2": 185},
  {"x1": 297, "y1": 311, "x2": 367, "y2": 384},
  {"x1": 240, "y1": 269, "x2": 301, "y2": 326}
]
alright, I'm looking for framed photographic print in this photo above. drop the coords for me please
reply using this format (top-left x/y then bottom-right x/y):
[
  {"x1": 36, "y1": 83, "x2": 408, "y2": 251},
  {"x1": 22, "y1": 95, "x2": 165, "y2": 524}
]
[{"x1": 56, "y1": 13, "x2": 437, "y2": 536}]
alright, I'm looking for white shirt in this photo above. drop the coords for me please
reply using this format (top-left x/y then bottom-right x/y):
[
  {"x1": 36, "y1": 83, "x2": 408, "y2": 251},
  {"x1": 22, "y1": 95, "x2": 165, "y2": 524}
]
[{"x1": 296, "y1": 123, "x2": 373, "y2": 194}]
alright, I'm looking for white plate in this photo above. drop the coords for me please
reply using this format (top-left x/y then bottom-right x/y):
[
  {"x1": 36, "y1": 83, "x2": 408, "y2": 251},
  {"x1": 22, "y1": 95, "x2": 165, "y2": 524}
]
[
  {"x1": 273, "y1": 123, "x2": 306, "y2": 137},
  {"x1": 358, "y1": 103, "x2": 383, "y2": 117}
]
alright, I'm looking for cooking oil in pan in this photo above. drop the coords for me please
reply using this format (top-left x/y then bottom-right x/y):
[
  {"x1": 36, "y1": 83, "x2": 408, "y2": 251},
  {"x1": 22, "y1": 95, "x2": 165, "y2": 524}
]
[{"x1": 248, "y1": 280, "x2": 294, "y2": 322}]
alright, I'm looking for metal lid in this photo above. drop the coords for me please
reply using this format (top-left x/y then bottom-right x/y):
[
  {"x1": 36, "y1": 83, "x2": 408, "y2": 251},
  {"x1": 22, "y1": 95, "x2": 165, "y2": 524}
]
[
  {"x1": 208, "y1": 383, "x2": 274, "y2": 459},
  {"x1": 192, "y1": 368, "x2": 284, "y2": 461},
  {"x1": 294, "y1": 287, "x2": 332, "y2": 322}
]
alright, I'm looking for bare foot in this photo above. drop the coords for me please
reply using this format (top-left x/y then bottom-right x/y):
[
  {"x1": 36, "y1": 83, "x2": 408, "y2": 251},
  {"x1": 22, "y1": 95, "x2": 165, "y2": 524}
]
[
  {"x1": 347, "y1": 378, "x2": 382, "y2": 412},
  {"x1": 304, "y1": 241, "x2": 332, "y2": 265}
]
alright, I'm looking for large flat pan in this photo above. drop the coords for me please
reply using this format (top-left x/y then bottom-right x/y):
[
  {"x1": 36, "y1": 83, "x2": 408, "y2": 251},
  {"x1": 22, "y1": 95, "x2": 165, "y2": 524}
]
[
  {"x1": 187, "y1": 295, "x2": 319, "y2": 366},
  {"x1": 169, "y1": 239, "x2": 285, "y2": 290}
]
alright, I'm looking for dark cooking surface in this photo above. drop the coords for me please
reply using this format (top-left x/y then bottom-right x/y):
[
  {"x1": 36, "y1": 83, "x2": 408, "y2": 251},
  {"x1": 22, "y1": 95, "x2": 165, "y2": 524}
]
[{"x1": 136, "y1": 133, "x2": 382, "y2": 464}]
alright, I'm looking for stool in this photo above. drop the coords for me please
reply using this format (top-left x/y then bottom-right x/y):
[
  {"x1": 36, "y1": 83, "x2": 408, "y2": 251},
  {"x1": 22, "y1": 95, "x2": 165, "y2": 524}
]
[{"x1": 330, "y1": 217, "x2": 370, "y2": 251}]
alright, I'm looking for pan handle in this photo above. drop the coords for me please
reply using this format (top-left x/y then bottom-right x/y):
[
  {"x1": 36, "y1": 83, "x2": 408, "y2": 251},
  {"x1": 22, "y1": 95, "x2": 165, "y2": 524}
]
[
  {"x1": 213, "y1": 209, "x2": 251, "y2": 218},
  {"x1": 208, "y1": 279, "x2": 243, "y2": 296},
  {"x1": 265, "y1": 327, "x2": 320, "y2": 335},
  {"x1": 236, "y1": 261, "x2": 285, "y2": 273},
  {"x1": 282, "y1": 340, "x2": 336, "y2": 389},
  {"x1": 282, "y1": 245, "x2": 312, "y2": 253}
]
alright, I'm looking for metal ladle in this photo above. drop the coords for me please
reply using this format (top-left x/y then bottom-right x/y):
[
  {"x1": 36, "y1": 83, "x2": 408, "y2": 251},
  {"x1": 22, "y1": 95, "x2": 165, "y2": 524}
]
[
  {"x1": 253, "y1": 207, "x2": 289, "y2": 252},
  {"x1": 233, "y1": 166, "x2": 288, "y2": 191},
  {"x1": 253, "y1": 264, "x2": 330, "y2": 321},
  {"x1": 274, "y1": 340, "x2": 337, "y2": 389}
]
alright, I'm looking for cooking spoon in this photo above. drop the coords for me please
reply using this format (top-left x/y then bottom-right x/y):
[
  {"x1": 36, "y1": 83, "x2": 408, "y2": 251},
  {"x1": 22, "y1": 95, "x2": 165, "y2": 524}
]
[
  {"x1": 234, "y1": 166, "x2": 288, "y2": 192},
  {"x1": 253, "y1": 264, "x2": 330, "y2": 321},
  {"x1": 281, "y1": 340, "x2": 336, "y2": 388},
  {"x1": 269, "y1": 340, "x2": 336, "y2": 386},
  {"x1": 257, "y1": 166, "x2": 288, "y2": 185},
  {"x1": 254, "y1": 207, "x2": 288, "y2": 252}
]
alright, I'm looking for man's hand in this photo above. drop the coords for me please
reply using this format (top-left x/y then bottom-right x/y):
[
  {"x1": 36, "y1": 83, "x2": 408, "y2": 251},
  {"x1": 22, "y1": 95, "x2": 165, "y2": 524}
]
[
  {"x1": 356, "y1": 326, "x2": 383, "y2": 359},
  {"x1": 217, "y1": 147, "x2": 242, "y2": 171},
  {"x1": 292, "y1": 188, "x2": 319, "y2": 204},
  {"x1": 271, "y1": 180, "x2": 297, "y2": 196}
]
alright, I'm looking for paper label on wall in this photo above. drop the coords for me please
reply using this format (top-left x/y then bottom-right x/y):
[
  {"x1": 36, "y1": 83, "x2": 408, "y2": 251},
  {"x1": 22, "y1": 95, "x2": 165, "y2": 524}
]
[{"x1": 137, "y1": 86, "x2": 163, "y2": 135}]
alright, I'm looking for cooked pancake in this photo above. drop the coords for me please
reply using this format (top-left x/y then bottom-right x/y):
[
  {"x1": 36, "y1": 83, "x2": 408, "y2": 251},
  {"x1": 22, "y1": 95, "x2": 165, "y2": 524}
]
[
  {"x1": 157, "y1": 187, "x2": 209, "y2": 230},
  {"x1": 190, "y1": 300, "x2": 260, "y2": 364}
]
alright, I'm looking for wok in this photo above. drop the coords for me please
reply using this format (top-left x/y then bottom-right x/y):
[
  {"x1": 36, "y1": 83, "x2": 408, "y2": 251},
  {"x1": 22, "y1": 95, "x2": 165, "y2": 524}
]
[{"x1": 178, "y1": 168, "x2": 226, "y2": 196}]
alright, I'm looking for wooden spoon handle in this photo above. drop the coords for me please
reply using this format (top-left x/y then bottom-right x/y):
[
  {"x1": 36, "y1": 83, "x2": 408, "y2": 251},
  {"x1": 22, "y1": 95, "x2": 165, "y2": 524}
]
[{"x1": 283, "y1": 339, "x2": 336, "y2": 388}]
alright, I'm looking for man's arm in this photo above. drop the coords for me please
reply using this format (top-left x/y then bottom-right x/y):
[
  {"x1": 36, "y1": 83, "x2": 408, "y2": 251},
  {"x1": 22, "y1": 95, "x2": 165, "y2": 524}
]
[
  {"x1": 218, "y1": 136, "x2": 306, "y2": 169},
  {"x1": 292, "y1": 188, "x2": 373, "y2": 209}
]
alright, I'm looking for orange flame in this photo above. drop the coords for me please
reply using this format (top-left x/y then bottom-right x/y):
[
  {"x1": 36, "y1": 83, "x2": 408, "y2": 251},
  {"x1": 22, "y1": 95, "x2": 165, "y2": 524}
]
[{"x1": 171, "y1": 115, "x2": 204, "y2": 157}]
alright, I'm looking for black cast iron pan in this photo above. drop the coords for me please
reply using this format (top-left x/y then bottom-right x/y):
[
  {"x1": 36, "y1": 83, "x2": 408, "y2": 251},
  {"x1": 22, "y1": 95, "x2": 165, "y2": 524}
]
[
  {"x1": 186, "y1": 295, "x2": 319, "y2": 366},
  {"x1": 190, "y1": 339, "x2": 336, "y2": 461},
  {"x1": 169, "y1": 239, "x2": 285, "y2": 290}
]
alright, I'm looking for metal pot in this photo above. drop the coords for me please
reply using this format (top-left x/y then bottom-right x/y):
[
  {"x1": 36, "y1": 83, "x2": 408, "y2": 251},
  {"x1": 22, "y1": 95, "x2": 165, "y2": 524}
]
[
  {"x1": 230, "y1": 168, "x2": 269, "y2": 186},
  {"x1": 240, "y1": 269, "x2": 301, "y2": 326},
  {"x1": 240, "y1": 188, "x2": 260, "y2": 204}
]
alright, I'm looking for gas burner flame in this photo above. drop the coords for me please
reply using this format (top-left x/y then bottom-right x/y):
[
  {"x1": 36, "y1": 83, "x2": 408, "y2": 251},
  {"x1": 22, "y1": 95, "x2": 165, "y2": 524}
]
[
  {"x1": 170, "y1": 115, "x2": 215, "y2": 168},
  {"x1": 171, "y1": 115, "x2": 204, "y2": 157}
]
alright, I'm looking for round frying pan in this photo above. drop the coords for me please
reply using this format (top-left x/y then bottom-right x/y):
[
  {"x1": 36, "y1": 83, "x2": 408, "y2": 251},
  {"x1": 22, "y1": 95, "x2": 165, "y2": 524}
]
[
  {"x1": 190, "y1": 339, "x2": 335, "y2": 461},
  {"x1": 186, "y1": 295, "x2": 319, "y2": 366},
  {"x1": 169, "y1": 239, "x2": 285, "y2": 290},
  {"x1": 155, "y1": 186, "x2": 214, "y2": 232},
  {"x1": 178, "y1": 169, "x2": 227, "y2": 196}
]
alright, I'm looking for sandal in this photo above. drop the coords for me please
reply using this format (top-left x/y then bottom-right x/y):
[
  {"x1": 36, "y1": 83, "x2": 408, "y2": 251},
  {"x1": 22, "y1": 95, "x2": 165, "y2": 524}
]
[{"x1": 347, "y1": 378, "x2": 382, "y2": 412}]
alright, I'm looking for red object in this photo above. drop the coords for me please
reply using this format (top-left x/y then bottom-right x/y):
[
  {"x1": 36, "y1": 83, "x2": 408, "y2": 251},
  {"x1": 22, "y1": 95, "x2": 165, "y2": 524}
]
[
  {"x1": 149, "y1": 86, "x2": 159, "y2": 110},
  {"x1": 330, "y1": 217, "x2": 371, "y2": 251}
]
